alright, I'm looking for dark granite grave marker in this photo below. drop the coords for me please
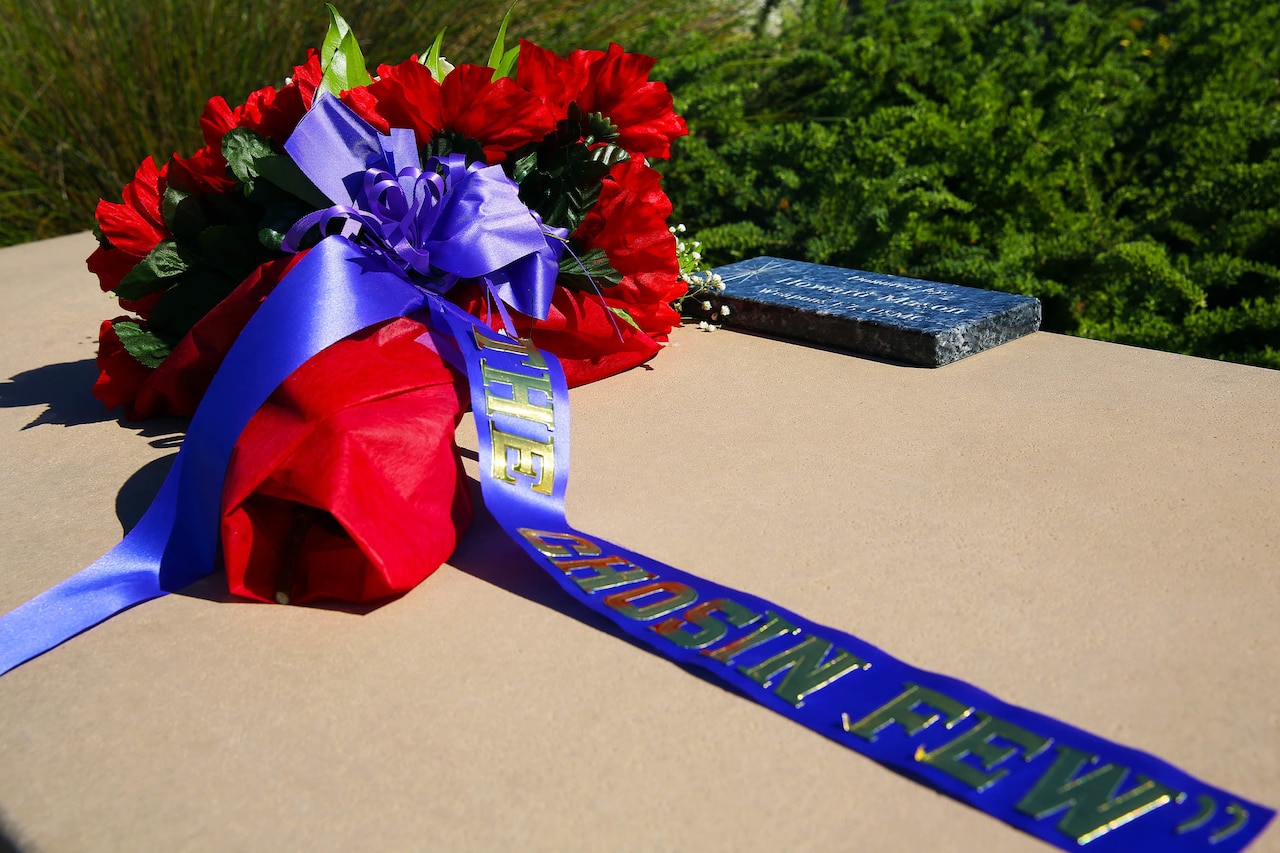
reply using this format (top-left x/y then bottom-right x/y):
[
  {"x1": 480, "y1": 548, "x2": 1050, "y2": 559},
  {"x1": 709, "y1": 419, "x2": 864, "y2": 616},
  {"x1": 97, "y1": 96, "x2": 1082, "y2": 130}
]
[{"x1": 710, "y1": 257, "x2": 1041, "y2": 367}]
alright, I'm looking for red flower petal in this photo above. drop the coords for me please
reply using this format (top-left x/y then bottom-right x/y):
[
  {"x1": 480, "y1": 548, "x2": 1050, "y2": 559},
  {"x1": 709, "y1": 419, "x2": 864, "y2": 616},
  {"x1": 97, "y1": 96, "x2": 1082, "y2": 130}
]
[
  {"x1": 289, "y1": 50, "x2": 323, "y2": 111},
  {"x1": 516, "y1": 39, "x2": 586, "y2": 119},
  {"x1": 92, "y1": 318, "x2": 155, "y2": 413},
  {"x1": 198, "y1": 96, "x2": 239, "y2": 150},
  {"x1": 346, "y1": 59, "x2": 443, "y2": 143},
  {"x1": 575, "y1": 158, "x2": 685, "y2": 339},
  {"x1": 95, "y1": 157, "x2": 168, "y2": 257},
  {"x1": 168, "y1": 144, "x2": 236, "y2": 195},
  {"x1": 440, "y1": 64, "x2": 557, "y2": 163},
  {"x1": 571, "y1": 43, "x2": 687, "y2": 159},
  {"x1": 87, "y1": 243, "x2": 139, "y2": 294}
]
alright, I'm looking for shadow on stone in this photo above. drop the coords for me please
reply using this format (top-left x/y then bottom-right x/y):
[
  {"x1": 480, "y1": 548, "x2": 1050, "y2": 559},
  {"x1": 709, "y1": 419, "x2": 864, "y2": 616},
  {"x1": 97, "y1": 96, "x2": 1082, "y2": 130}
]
[
  {"x1": 107, "y1": 443, "x2": 744, "y2": 701},
  {"x1": 115, "y1": 453, "x2": 177, "y2": 534},
  {"x1": 0, "y1": 359, "x2": 113, "y2": 428}
]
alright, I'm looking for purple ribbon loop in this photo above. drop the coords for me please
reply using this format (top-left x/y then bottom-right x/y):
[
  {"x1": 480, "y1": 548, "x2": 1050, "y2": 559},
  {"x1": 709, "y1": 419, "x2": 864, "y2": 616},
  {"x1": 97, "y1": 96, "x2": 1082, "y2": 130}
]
[{"x1": 284, "y1": 95, "x2": 566, "y2": 320}]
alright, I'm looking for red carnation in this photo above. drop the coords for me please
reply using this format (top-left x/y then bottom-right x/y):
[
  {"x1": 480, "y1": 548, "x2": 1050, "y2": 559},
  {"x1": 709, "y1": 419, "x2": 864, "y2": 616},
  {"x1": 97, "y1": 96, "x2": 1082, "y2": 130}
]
[
  {"x1": 92, "y1": 318, "x2": 154, "y2": 413},
  {"x1": 515, "y1": 40, "x2": 586, "y2": 120},
  {"x1": 89, "y1": 156, "x2": 171, "y2": 316},
  {"x1": 349, "y1": 60, "x2": 556, "y2": 163},
  {"x1": 574, "y1": 157, "x2": 684, "y2": 338},
  {"x1": 172, "y1": 50, "x2": 321, "y2": 195},
  {"x1": 569, "y1": 44, "x2": 687, "y2": 159},
  {"x1": 344, "y1": 59, "x2": 443, "y2": 142}
]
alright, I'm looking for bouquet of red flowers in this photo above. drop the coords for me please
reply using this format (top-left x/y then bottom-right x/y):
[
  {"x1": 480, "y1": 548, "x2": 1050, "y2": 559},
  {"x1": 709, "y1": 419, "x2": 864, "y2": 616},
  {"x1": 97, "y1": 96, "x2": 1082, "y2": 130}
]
[{"x1": 87, "y1": 9, "x2": 689, "y2": 605}]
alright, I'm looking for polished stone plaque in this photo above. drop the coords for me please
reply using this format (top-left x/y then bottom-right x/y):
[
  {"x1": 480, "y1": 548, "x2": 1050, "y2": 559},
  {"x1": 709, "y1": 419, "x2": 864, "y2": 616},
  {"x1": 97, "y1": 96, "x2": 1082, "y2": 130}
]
[{"x1": 711, "y1": 257, "x2": 1041, "y2": 366}]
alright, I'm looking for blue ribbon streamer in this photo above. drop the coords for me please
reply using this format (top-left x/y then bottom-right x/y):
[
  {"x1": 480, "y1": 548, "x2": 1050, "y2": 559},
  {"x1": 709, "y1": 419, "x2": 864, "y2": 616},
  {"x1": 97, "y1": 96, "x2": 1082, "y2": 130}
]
[{"x1": 431, "y1": 298, "x2": 1275, "y2": 853}]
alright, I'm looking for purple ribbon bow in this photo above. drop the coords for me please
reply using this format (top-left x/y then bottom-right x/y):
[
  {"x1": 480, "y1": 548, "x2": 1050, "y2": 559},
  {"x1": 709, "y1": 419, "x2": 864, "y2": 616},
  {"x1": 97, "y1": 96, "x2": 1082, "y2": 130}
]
[{"x1": 283, "y1": 94, "x2": 567, "y2": 321}]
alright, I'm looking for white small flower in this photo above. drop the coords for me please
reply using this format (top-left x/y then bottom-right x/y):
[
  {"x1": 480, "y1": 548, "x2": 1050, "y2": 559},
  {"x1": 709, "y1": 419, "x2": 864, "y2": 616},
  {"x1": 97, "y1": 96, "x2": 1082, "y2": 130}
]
[
  {"x1": 698, "y1": 320, "x2": 711, "y2": 330},
  {"x1": 284, "y1": 76, "x2": 293, "y2": 85},
  {"x1": 720, "y1": 304, "x2": 731, "y2": 317},
  {"x1": 677, "y1": 223, "x2": 687, "y2": 233},
  {"x1": 701, "y1": 300, "x2": 712, "y2": 311}
]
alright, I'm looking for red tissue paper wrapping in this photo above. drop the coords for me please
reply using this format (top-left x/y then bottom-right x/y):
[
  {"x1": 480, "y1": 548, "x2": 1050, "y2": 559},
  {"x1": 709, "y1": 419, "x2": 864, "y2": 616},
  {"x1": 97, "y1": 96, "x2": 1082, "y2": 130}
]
[{"x1": 220, "y1": 318, "x2": 472, "y2": 604}]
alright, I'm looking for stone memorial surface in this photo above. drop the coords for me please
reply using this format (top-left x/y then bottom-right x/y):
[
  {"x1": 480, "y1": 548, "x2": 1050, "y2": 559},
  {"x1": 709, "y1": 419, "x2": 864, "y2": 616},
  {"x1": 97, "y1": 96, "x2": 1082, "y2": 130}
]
[{"x1": 712, "y1": 256, "x2": 1042, "y2": 366}]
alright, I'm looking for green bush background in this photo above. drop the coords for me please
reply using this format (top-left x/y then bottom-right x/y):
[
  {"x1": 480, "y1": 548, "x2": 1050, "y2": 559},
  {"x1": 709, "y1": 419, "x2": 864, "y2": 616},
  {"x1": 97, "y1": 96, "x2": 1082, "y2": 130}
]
[
  {"x1": 1, "y1": 0, "x2": 1277, "y2": 367},
  {"x1": 663, "y1": 0, "x2": 1280, "y2": 367}
]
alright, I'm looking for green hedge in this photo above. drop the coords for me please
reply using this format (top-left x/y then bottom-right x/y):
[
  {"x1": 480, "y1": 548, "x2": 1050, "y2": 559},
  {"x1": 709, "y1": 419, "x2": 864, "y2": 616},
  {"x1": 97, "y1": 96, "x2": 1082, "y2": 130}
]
[{"x1": 661, "y1": 0, "x2": 1280, "y2": 367}]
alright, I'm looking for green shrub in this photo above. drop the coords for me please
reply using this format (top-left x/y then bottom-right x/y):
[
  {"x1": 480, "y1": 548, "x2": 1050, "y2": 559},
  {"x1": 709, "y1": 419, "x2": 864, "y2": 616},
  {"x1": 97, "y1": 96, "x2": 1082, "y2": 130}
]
[{"x1": 662, "y1": 0, "x2": 1280, "y2": 367}]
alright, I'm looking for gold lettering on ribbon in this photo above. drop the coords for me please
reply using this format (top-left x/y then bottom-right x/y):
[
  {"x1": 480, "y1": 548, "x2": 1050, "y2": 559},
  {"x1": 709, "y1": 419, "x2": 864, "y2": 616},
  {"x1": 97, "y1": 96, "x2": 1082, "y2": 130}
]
[
  {"x1": 518, "y1": 529, "x2": 601, "y2": 558},
  {"x1": 738, "y1": 636, "x2": 869, "y2": 707},
  {"x1": 554, "y1": 555, "x2": 654, "y2": 593},
  {"x1": 472, "y1": 328, "x2": 548, "y2": 367},
  {"x1": 845, "y1": 684, "x2": 974, "y2": 741},
  {"x1": 1015, "y1": 746, "x2": 1177, "y2": 845},
  {"x1": 604, "y1": 581, "x2": 697, "y2": 621},
  {"x1": 702, "y1": 611, "x2": 799, "y2": 664},
  {"x1": 916, "y1": 713, "x2": 1052, "y2": 792},
  {"x1": 490, "y1": 422, "x2": 555, "y2": 495},
  {"x1": 482, "y1": 361, "x2": 554, "y2": 427},
  {"x1": 652, "y1": 598, "x2": 758, "y2": 650}
]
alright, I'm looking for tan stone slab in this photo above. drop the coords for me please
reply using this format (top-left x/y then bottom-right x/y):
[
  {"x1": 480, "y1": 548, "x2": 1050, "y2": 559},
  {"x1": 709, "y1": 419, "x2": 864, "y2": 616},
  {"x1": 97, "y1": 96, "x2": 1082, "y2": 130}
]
[{"x1": 0, "y1": 232, "x2": 1276, "y2": 851}]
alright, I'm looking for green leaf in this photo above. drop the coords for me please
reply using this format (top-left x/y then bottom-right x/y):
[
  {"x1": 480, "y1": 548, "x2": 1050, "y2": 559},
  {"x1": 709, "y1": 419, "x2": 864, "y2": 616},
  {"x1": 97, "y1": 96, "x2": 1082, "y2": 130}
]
[
  {"x1": 197, "y1": 224, "x2": 271, "y2": 281},
  {"x1": 585, "y1": 112, "x2": 620, "y2": 145},
  {"x1": 558, "y1": 246, "x2": 624, "y2": 290},
  {"x1": 112, "y1": 320, "x2": 171, "y2": 369},
  {"x1": 146, "y1": 266, "x2": 243, "y2": 347},
  {"x1": 222, "y1": 128, "x2": 275, "y2": 185},
  {"x1": 486, "y1": 4, "x2": 520, "y2": 81},
  {"x1": 494, "y1": 45, "x2": 520, "y2": 81},
  {"x1": 115, "y1": 240, "x2": 193, "y2": 301},
  {"x1": 423, "y1": 131, "x2": 486, "y2": 165},
  {"x1": 511, "y1": 150, "x2": 540, "y2": 184},
  {"x1": 222, "y1": 128, "x2": 330, "y2": 209},
  {"x1": 609, "y1": 306, "x2": 642, "y2": 332},
  {"x1": 253, "y1": 153, "x2": 331, "y2": 210},
  {"x1": 161, "y1": 185, "x2": 207, "y2": 239},
  {"x1": 421, "y1": 28, "x2": 450, "y2": 82},
  {"x1": 319, "y1": 4, "x2": 372, "y2": 97},
  {"x1": 590, "y1": 144, "x2": 629, "y2": 169}
]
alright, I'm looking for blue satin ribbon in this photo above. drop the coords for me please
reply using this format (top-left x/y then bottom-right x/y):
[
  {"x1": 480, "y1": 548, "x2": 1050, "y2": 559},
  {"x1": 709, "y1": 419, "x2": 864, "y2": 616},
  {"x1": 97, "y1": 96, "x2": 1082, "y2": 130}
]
[{"x1": 0, "y1": 100, "x2": 1272, "y2": 851}]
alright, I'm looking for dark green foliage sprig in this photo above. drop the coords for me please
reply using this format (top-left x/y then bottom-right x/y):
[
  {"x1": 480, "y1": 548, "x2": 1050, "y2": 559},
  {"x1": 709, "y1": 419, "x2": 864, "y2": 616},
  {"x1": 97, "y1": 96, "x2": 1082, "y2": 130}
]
[{"x1": 661, "y1": 0, "x2": 1280, "y2": 367}]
